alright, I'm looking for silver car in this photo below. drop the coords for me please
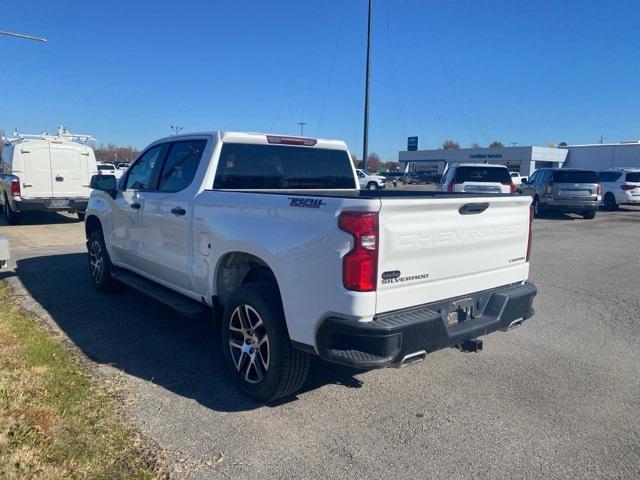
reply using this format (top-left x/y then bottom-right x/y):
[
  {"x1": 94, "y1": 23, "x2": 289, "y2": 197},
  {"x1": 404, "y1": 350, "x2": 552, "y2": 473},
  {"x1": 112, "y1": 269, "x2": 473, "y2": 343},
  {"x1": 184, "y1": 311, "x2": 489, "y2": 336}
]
[{"x1": 521, "y1": 168, "x2": 601, "y2": 219}]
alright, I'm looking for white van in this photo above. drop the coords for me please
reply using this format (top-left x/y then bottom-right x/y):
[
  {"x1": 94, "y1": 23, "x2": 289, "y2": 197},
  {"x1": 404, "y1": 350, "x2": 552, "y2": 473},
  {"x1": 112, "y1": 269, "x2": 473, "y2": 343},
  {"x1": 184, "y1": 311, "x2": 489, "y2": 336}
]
[{"x1": 0, "y1": 132, "x2": 98, "y2": 224}]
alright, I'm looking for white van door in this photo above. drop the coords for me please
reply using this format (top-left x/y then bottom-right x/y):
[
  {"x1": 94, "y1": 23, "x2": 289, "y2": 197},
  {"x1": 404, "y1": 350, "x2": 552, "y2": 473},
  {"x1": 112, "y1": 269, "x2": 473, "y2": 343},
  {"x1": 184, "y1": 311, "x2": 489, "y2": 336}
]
[
  {"x1": 50, "y1": 143, "x2": 88, "y2": 198},
  {"x1": 20, "y1": 143, "x2": 53, "y2": 199}
]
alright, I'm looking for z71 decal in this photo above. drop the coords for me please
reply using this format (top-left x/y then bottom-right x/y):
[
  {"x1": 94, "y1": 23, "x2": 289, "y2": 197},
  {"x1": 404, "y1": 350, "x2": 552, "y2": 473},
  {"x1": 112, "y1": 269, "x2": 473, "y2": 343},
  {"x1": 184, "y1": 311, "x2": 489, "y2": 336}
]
[{"x1": 288, "y1": 197, "x2": 326, "y2": 209}]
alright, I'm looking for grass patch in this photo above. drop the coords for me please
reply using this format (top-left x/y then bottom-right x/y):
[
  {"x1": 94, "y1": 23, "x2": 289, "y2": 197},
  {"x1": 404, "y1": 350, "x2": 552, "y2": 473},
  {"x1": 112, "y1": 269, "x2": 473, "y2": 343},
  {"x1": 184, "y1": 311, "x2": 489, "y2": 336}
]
[{"x1": 0, "y1": 283, "x2": 165, "y2": 479}]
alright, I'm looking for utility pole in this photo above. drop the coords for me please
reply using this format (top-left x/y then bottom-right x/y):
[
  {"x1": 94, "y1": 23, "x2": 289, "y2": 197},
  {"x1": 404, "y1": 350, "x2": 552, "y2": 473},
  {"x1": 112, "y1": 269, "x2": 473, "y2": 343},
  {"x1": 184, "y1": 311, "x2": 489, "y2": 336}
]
[
  {"x1": 297, "y1": 122, "x2": 307, "y2": 136},
  {"x1": 0, "y1": 29, "x2": 47, "y2": 42},
  {"x1": 362, "y1": 0, "x2": 372, "y2": 171},
  {"x1": 170, "y1": 125, "x2": 183, "y2": 136},
  {"x1": 511, "y1": 142, "x2": 518, "y2": 147}
]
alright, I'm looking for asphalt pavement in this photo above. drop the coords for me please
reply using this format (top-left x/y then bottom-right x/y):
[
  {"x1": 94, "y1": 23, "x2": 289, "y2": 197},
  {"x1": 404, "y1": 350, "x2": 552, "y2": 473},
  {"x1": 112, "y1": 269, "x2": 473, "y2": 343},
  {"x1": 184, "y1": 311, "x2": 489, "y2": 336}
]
[{"x1": 1, "y1": 206, "x2": 639, "y2": 479}]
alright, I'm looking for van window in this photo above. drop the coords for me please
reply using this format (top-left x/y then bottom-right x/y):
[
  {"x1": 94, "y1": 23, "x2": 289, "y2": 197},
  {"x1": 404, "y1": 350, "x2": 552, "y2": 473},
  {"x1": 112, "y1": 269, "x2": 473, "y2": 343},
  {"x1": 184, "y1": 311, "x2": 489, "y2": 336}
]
[
  {"x1": 125, "y1": 145, "x2": 166, "y2": 190},
  {"x1": 213, "y1": 143, "x2": 356, "y2": 189},
  {"x1": 97, "y1": 164, "x2": 115, "y2": 172},
  {"x1": 552, "y1": 170, "x2": 598, "y2": 183},
  {"x1": 454, "y1": 166, "x2": 511, "y2": 183},
  {"x1": 1, "y1": 146, "x2": 11, "y2": 173},
  {"x1": 626, "y1": 172, "x2": 640, "y2": 183},
  {"x1": 158, "y1": 140, "x2": 206, "y2": 192},
  {"x1": 597, "y1": 171, "x2": 622, "y2": 182}
]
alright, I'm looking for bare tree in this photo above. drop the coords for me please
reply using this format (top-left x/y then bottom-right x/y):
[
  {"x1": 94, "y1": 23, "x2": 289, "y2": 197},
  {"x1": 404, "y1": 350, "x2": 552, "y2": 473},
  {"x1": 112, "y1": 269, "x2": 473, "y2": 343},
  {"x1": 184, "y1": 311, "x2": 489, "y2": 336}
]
[
  {"x1": 94, "y1": 144, "x2": 139, "y2": 164},
  {"x1": 489, "y1": 141, "x2": 504, "y2": 148},
  {"x1": 442, "y1": 140, "x2": 460, "y2": 150},
  {"x1": 383, "y1": 161, "x2": 400, "y2": 171},
  {"x1": 470, "y1": 142, "x2": 481, "y2": 148},
  {"x1": 366, "y1": 153, "x2": 382, "y2": 172},
  {"x1": 350, "y1": 153, "x2": 361, "y2": 169}
]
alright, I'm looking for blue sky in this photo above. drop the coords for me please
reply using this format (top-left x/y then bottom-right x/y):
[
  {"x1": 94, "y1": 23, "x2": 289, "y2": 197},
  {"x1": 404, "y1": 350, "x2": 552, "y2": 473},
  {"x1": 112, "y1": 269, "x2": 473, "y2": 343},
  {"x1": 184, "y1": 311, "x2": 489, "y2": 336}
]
[{"x1": 1, "y1": 0, "x2": 639, "y2": 160}]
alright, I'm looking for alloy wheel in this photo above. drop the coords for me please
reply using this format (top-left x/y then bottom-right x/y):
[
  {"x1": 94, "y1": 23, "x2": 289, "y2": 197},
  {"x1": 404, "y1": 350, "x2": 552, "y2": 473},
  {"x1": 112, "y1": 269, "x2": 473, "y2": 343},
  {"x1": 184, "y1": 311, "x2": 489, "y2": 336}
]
[
  {"x1": 228, "y1": 304, "x2": 270, "y2": 384},
  {"x1": 89, "y1": 240, "x2": 104, "y2": 285}
]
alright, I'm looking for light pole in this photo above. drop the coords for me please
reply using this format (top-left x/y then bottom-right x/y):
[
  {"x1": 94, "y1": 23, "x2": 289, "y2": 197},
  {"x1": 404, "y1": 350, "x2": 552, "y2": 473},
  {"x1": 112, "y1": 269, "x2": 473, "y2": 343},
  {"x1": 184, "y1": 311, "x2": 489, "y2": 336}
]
[
  {"x1": 171, "y1": 125, "x2": 183, "y2": 136},
  {"x1": 297, "y1": 122, "x2": 307, "y2": 136},
  {"x1": 362, "y1": 0, "x2": 372, "y2": 171}
]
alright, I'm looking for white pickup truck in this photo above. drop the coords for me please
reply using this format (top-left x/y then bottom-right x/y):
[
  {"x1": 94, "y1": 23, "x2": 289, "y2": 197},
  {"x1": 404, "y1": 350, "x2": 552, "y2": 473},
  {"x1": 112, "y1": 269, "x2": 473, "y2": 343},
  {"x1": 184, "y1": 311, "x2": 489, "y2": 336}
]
[{"x1": 85, "y1": 132, "x2": 536, "y2": 402}]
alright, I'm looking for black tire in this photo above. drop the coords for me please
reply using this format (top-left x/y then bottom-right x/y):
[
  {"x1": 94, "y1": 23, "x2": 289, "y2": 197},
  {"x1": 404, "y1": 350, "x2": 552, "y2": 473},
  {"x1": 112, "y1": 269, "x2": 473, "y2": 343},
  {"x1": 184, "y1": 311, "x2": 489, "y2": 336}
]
[
  {"x1": 221, "y1": 283, "x2": 310, "y2": 402},
  {"x1": 532, "y1": 196, "x2": 544, "y2": 218},
  {"x1": 582, "y1": 210, "x2": 596, "y2": 219},
  {"x1": 87, "y1": 229, "x2": 117, "y2": 291},
  {"x1": 77, "y1": 211, "x2": 86, "y2": 222},
  {"x1": 603, "y1": 193, "x2": 617, "y2": 211},
  {"x1": 3, "y1": 194, "x2": 21, "y2": 225},
  {"x1": 366, "y1": 182, "x2": 378, "y2": 190}
]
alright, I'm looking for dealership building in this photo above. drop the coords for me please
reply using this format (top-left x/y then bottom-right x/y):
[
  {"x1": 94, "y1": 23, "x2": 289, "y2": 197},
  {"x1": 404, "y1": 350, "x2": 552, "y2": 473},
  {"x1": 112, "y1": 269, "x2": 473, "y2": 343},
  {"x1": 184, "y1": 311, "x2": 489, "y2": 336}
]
[{"x1": 398, "y1": 141, "x2": 640, "y2": 175}]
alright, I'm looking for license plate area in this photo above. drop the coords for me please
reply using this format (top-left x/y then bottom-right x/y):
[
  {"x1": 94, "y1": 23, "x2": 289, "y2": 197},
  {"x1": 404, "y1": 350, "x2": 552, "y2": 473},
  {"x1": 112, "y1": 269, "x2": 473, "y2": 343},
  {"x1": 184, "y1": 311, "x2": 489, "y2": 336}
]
[{"x1": 47, "y1": 199, "x2": 69, "y2": 208}]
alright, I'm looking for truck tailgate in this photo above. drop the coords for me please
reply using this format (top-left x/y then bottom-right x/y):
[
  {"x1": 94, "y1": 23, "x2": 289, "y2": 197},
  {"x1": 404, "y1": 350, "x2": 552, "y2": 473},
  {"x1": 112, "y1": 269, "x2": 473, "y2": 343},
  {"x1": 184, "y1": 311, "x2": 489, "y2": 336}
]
[{"x1": 376, "y1": 195, "x2": 531, "y2": 314}]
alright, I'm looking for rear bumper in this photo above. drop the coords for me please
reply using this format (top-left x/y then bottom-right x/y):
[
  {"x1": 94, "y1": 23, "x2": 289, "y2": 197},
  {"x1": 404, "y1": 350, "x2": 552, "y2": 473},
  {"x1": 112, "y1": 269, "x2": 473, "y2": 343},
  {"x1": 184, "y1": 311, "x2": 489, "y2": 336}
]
[
  {"x1": 14, "y1": 197, "x2": 89, "y2": 212},
  {"x1": 546, "y1": 198, "x2": 599, "y2": 211},
  {"x1": 316, "y1": 282, "x2": 537, "y2": 369}
]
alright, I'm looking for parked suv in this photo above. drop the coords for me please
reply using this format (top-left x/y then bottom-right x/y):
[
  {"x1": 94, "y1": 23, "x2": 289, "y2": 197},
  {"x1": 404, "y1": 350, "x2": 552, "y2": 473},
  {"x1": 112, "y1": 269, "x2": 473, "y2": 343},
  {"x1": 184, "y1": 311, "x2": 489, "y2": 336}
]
[
  {"x1": 521, "y1": 168, "x2": 601, "y2": 219},
  {"x1": 438, "y1": 163, "x2": 516, "y2": 193},
  {"x1": 597, "y1": 168, "x2": 640, "y2": 210}
]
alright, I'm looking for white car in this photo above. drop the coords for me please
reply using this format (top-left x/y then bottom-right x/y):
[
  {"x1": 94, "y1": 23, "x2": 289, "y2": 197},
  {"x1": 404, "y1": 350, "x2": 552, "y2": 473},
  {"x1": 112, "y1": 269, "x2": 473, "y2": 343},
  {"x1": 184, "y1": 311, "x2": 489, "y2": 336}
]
[
  {"x1": 439, "y1": 163, "x2": 517, "y2": 193},
  {"x1": 598, "y1": 168, "x2": 640, "y2": 210},
  {"x1": 85, "y1": 132, "x2": 536, "y2": 402},
  {"x1": 0, "y1": 132, "x2": 98, "y2": 223},
  {"x1": 356, "y1": 169, "x2": 386, "y2": 190},
  {"x1": 96, "y1": 163, "x2": 123, "y2": 180},
  {"x1": 509, "y1": 172, "x2": 527, "y2": 185}
]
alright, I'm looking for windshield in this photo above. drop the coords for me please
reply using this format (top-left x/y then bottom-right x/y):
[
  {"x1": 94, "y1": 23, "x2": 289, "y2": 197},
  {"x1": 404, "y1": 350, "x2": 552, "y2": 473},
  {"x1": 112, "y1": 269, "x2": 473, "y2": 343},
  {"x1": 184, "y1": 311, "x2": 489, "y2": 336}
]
[
  {"x1": 552, "y1": 170, "x2": 598, "y2": 183},
  {"x1": 454, "y1": 166, "x2": 511, "y2": 183},
  {"x1": 97, "y1": 165, "x2": 114, "y2": 171},
  {"x1": 213, "y1": 143, "x2": 356, "y2": 189}
]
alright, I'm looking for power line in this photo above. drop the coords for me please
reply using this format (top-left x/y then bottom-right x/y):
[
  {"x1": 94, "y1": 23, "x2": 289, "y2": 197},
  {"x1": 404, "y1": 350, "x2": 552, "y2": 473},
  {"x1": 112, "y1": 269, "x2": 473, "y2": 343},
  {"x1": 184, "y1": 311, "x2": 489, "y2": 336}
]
[{"x1": 0, "y1": 29, "x2": 47, "y2": 42}]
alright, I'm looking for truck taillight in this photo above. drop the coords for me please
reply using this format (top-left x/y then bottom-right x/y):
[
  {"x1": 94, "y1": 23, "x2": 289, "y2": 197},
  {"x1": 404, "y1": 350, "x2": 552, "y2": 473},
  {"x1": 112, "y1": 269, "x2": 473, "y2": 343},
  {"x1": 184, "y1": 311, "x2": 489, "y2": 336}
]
[
  {"x1": 446, "y1": 182, "x2": 456, "y2": 192},
  {"x1": 597, "y1": 183, "x2": 602, "y2": 195},
  {"x1": 502, "y1": 182, "x2": 517, "y2": 193},
  {"x1": 526, "y1": 204, "x2": 533, "y2": 262},
  {"x1": 339, "y1": 211, "x2": 378, "y2": 292},
  {"x1": 10, "y1": 179, "x2": 20, "y2": 197},
  {"x1": 620, "y1": 184, "x2": 636, "y2": 191}
]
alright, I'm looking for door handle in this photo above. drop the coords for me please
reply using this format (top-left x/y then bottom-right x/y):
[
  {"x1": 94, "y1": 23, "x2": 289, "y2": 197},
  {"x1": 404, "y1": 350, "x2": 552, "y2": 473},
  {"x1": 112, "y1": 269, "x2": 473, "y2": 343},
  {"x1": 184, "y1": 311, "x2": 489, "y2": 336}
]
[
  {"x1": 171, "y1": 206, "x2": 186, "y2": 216},
  {"x1": 130, "y1": 202, "x2": 141, "y2": 210},
  {"x1": 55, "y1": 175, "x2": 64, "y2": 182},
  {"x1": 459, "y1": 202, "x2": 489, "y2": 215}
]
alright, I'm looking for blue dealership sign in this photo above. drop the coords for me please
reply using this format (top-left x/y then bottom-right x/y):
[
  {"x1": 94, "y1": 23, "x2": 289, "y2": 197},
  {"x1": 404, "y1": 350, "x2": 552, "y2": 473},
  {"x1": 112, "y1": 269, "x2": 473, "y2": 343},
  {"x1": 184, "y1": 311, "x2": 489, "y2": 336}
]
[{"x1": 407, "y1": 136, "x2": 418, "y2": 151}]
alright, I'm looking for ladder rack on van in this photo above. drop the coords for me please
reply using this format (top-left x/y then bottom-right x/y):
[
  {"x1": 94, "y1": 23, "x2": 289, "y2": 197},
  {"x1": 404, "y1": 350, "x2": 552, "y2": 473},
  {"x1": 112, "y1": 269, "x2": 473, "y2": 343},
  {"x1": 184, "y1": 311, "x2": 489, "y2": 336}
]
[{"x1": 4, "y1": 125, "x2": 95, "y2": 145}]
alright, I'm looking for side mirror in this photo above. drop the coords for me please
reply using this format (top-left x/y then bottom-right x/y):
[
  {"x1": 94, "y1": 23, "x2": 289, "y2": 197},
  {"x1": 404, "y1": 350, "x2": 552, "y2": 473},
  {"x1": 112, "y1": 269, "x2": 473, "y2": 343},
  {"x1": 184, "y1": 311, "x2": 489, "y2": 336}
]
[
  {"x1": 520, "y1": 179, "x2": 528, "y2": 185},
  {"x1": 90, "y1": 174, "x2": 117, "y2": 197}
]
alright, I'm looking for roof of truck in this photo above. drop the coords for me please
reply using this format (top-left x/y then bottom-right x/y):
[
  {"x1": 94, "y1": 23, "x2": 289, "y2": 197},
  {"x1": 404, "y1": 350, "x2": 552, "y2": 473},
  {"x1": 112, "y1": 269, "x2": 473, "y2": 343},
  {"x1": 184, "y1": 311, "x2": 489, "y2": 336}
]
[{"x1": 150, "y1": 131, "x2": 349, "y2": 150}]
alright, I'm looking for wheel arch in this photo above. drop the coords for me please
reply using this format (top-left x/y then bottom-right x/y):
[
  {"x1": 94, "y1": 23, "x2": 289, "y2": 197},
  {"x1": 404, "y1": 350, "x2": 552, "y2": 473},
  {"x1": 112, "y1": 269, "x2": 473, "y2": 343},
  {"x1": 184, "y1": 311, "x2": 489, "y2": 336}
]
[
  {"x1": 214, "y1": 251, "x2": 282, "y2": 310},
  {"x1": 85, "y1": 214, "x2": 102, "y2": 239}
]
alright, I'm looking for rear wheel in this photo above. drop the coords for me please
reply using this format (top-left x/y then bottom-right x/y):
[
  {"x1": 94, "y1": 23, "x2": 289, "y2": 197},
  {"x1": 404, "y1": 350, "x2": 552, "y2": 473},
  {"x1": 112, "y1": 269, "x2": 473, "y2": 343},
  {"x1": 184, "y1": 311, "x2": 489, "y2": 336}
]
[
  {"x1": 603, "y1": 193, "x2": 617, "y2": 210},
  {"x1": 88, "y1": 229, "x2": 116, "y2": 291},
  {"x1": 3, "y1": 194, "x2": 21, "y2": 225},
  {"x1": 221, "y1": 283, "x2": 310, "y2": 402},
  {"x1": 582, "y1": 210, "x2": 596, "y2": 219}
]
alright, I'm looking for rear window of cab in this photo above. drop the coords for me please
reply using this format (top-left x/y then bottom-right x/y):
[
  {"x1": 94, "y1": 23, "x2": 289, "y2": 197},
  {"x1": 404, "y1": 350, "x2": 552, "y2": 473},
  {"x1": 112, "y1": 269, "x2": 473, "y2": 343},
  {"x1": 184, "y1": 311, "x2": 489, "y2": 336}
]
[
  {"x1": 454, "y1": 166, "x2": 512, "y2": 183},
  {"x1": 626, "y1": 172, "x2": 640, "y2": 183}
]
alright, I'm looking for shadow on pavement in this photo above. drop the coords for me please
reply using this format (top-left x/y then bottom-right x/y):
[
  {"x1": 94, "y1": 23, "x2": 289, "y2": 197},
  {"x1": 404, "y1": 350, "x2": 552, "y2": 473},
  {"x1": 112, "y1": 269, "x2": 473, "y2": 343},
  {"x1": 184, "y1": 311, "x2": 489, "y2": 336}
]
[
  {"x1": 0, "y1": 211, "x2": 79, "y2": 226},
  {"x1": 12, "y1": 252, "x2": 365, "y2": 412}
]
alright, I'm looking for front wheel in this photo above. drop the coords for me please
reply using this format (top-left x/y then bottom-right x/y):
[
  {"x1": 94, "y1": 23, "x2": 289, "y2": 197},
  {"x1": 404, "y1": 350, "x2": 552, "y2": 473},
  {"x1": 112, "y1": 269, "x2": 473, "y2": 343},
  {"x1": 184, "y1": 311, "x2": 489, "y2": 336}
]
[
  {"x1": 582, "y1": 210, "x2": 596, "y2": 219},
  {"x1": 367, "y1": 182, "x2": 378, "y2": 190},
  {"x1": 221, "y1": 283, "x2": 310, "y2": 402},
  {"x1": 87, "y1": 229, "x2": 116, "y2": 291}
]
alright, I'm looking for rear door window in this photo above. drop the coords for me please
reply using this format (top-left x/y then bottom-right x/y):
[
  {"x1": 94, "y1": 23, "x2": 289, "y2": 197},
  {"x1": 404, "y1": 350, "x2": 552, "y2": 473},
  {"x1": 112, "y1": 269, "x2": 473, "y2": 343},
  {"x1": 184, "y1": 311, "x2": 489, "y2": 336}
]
[
  {"x1": 157, "y1": 140, "x2": 207, "y2": 192},
  {"x1": 552, "y1": 170, "x2": 598, "y2": 183},
  {"x1": 213, "y1": 143, "x2": 356, "y2": 189},
  {"x1": 598, "y1": 171, "x2": 622, "y2": 182},
  {"x1": 625, "y1": 172, "x2": 640, "y2": 183},
  {"x1": 454, "y1": 166, "x2": 511, "y2": 183}
]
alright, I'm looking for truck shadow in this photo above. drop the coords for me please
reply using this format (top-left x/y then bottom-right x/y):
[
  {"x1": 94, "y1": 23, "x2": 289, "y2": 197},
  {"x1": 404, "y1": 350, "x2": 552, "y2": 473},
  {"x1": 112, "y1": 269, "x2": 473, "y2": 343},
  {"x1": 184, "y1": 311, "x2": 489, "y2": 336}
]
[
  {"x1": 0, "y1": 211, "x2": 79, "y2": 226},
  {"x1": 11, "y1": 252, "x2": 365, "y2": 412}
]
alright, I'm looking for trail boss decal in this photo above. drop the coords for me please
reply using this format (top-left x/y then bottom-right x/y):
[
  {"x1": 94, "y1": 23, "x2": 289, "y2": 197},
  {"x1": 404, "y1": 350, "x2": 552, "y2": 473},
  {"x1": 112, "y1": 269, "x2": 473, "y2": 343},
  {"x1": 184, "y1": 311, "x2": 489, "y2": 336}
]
[
  {"x1": 381, "y1": 271, "x2": 430, "y2": 285},
  {"x1": 288, "y1": 197, "x2": 326, "y2": 209}
]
